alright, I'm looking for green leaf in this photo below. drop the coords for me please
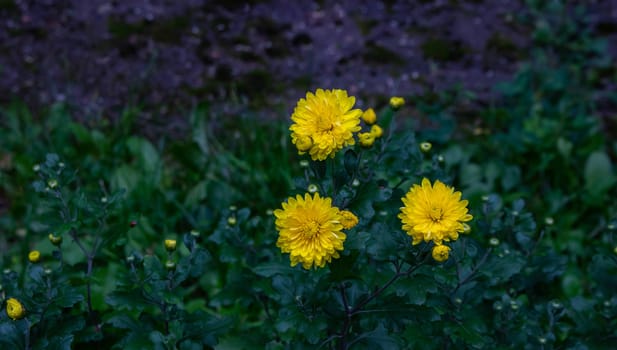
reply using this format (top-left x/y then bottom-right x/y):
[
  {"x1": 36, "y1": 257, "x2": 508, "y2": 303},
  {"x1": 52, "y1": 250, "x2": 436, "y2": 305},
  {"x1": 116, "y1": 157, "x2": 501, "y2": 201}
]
[
  {"x1": 344, "y1": 149, "x2": 358, "y2": 175},
  {"x1": 252, "y1": 262, "x2": 293, "y2": 277},
  {"x1": 352, "y1": 324, "x2": 402, "y2": 349},
  {"x1": 54, "y1": 286, "x2": 84, "y2": 308},
  {"x1": 394, "y1": 273, "x2": 438, "y2": 304},
  {"x1": 126, "y1": 137, "x2": 160, "y2": 174},
  {"x1": 584, "y1": 151, "x2": 616, "y2": 199}
]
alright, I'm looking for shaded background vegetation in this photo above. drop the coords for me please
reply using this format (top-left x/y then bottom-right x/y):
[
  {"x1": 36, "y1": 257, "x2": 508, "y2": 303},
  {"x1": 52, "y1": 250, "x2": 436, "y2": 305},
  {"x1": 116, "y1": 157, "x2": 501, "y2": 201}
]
[{"x1": 1, "y1": 0, "x2": 617, "y2": 348}]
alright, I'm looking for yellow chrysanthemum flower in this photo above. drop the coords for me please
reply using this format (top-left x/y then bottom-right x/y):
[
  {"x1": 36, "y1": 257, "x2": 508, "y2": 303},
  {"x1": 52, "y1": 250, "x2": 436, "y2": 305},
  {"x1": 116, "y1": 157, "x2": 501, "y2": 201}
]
[
  {"x1": 370, "y1": 125, "x2": 383, "y2": 138},
  {"x1": 290, "y1": 89, "x2": 362, "y2": 161},
  {"x1": 432, "y1": 245, "x2": 450, "y2": 262},
  {"x1": 275, "y1": 193, "x2": 346, "y2": 269},
  {"x1": 339, "y1": 210, "x2": 359, "y2": 230},
  {"x1": 6, "y1": 298, "x2": 25, "y2": 320},
  {"x1": 362, "y1": 108, "x2": 377, "y2": 125},
  {"x1": 389, "y1": 96, "x2": 405, "y2": 109},
  {"x1": 28, "y1": 250, "x2": 40, "y2": 263},
  {"x1": 398, "y1": 178, "x2": 472, "y2": 245},
  {"x1": 358, "y1": 132, "x2": 375, "y2": 147}
]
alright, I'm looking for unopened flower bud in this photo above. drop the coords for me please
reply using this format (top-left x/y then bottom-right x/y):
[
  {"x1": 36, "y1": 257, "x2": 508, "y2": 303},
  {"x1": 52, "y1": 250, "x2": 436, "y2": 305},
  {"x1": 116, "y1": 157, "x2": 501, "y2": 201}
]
[
  {"x1": 299, "y1": 160, "x2": 309, "y2": 168},
  {"x1": 545, "y1": 217, "x2": 554, "y2": 226},
  {"x1": 6, "y1": 298, "x2": 25, "y2": 320},
  {"x1": 44, "y1": 268, "x2": 52, "y2": 276},
  {"x1": 49, "y1": 233, "x2": 63, "y2": 246},
  {"x1": 308, "y1": 184, "x2": 318, "y2": 193},
  {"x1": 126, "y1": 255, "x2": 135, "y2": 263},
  {"x1": 229, "y1": 205, "x2": 237, "y2": 212},
  {"x1": 389, "y1": 96, "x2": 405, "y2": 109},
  {"x1": 339, "y1": 210, "x2": 359, "y2": 230},
  {"x1": 420, "y1": 142, "x2": 432, "y2": 153},
  {"x1": 190, "y1": 229, "x2": 200, "y2": 237},
  {"x1": 362, "y1": 108, "x2": 377, "y2": 125},
  {"x1": 358, "y1": 132, "x2": 375, "y2": 147},
  {"x1": 58, "y1": 162, "x2": 65, "y2": 168},
  {"x1": 352, "y1": 179, "x2": 360, "y2": 187},
  {"x1": 47, "y1": 179, "x2": 58, "y2": 189},
  {"x1": 265, "y1": 209, "x2": 274, "y2": 216},
  {"x1": 437, "y1": 155, "x2": 444, "y2": 163},
  {"x1": 432, "y1": 245, "x2": 451, "y2": 262},
  {"x1": 510, "y1": 300, "x2": 519, "y2": 310},
  {"x1": 493, "y1": 301, "x2": 503, "y2": 311},
  {"x1": 28, "y1": 250, "x2": 41, "y2": 263},
  {"x1": 164, "y1": 239, "x2": 177, "y2": 252},
  {"x1": 100, "y1": 197, "x2": 108, "y2": 203},
  {"x1": 489, "y1": 237, "x2": 500, "y2": 246},
  {"x1": 295, "y1": 136, "x2": 313, "y2": 152},
  {"x1": 370, "y1": 125, "x2": 383, "y2": 138},
  {"x1": 33, "y1": 164, "x2": 40, "y2": 172},
  {"x1": 227, "y1": 217, "x2": 237, "y2": 226},
  {"x1": 538, "y1": 337, "x2": 547, "y2": 345},
  {"x1": 165, "y1": 260, "x2": 176, "y2": 271}
]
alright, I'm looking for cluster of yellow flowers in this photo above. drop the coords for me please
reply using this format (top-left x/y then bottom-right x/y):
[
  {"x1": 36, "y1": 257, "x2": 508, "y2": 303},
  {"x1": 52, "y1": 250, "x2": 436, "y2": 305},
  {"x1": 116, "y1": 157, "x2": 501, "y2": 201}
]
[
  {"x1": 276, "y1": 89, "x2": 472, "y2": 269},
  {"x1": 289, "y1": 89, "x2": 391, "y2": 161},
  {"x1": 398, "y1": 178, "x2": 473, "y2": 262}
]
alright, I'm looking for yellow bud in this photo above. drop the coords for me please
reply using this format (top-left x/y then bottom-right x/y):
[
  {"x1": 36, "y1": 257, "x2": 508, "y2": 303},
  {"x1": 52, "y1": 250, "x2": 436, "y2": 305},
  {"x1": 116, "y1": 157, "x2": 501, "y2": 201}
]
[
  {"x1": 48, "y1": 233, "x2": 63, "y2": 246},
  {"x1": 420, "y1": 142, "x2": 432, "y2": 153},
  {"x1": 164, "y1": 239, "x2": 177, "y2": 252},
  {"x1": 389, "y1": 96, "x2": 405, "y2": 109},
  {"x1": 6, "y1": 298, "x2": 25, "y2": 320},
  {"x1": 47, "y1": 179, "x2": 58, "y2": 189},
  {"x1": 431, "y1": 245, "x2": 450, "y2": 262},
  {"x1": 295, "y1": 135, "x2": 313, "y2": 152},
  {"x1": 28, "y1": 250, "x2": 41, "y2": 263},
  {"x1": 358, "y1": 132, "x2": 375, "y2": 147},
  {"x1": 361, "y1": 108, "x2": 377, "y2": 125},
  {"x1": 339, "y1": 210, "x2": 359, "y2": 230},
  {"x1": 370, "y1": 125, "x2": 383, "y2": 138},
  {"x1": 227, "y1": 217, "x2": 237, "y2": 226}
]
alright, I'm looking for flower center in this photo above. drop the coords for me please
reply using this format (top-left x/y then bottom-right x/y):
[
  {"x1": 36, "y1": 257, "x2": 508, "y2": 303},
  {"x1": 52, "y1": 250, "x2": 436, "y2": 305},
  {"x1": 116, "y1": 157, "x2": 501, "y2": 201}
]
[
  {"x1": 429, "y1": 207, "x2": 444, "y2": 222},
  {"x1": 301, "y1": 220, "x2": 321, "y2": 238},
  {"x1": 317, "y1": 113, "x2": 339, "y2": 133}
]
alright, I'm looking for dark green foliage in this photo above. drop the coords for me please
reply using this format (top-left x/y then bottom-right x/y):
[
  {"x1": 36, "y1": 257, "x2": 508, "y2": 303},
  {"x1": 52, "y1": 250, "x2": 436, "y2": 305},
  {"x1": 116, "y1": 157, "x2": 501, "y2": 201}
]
[{"x1": 0, "y1": 1, "x2": 616, "y2": 348}]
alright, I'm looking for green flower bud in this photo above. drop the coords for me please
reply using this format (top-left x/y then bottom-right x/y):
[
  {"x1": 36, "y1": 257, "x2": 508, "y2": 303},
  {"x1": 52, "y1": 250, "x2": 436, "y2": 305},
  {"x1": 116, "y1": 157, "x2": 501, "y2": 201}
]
[
  {"x1": 49, "y1": 233, "x2": 63, "y2": 246},
  {"x1": 420, "y1": 142, "x2": 432, "y2": 153}
]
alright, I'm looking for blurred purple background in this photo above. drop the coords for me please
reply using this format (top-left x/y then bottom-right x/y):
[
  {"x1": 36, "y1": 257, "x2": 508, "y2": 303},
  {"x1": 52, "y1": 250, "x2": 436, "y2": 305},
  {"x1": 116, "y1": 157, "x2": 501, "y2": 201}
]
[{"x1": 1, "y1": 0, "x2": 615, "y2": 136}]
